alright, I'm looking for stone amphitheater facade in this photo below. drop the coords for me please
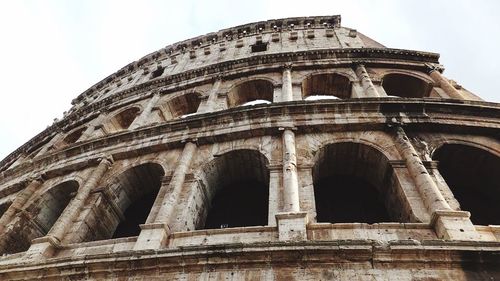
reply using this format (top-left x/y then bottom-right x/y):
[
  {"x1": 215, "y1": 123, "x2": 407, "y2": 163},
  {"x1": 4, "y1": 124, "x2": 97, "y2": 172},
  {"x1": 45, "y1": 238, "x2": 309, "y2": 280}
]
[{"x1": 0, "y1": 15, "x2": 499, "y2": 280}]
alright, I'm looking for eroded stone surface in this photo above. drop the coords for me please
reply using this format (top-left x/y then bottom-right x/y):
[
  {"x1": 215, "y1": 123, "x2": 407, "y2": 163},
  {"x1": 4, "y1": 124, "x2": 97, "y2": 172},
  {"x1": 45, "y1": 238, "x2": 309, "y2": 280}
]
[{"x1": 0, "y1": 15, "x2": 498, "y2": 280}]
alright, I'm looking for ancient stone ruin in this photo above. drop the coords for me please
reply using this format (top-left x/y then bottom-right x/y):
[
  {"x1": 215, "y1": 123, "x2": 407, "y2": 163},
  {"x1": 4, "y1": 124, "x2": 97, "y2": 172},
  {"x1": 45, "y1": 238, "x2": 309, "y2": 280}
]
[{"x1": 0, "y1": 15, "x2": 499, "y2": 280}]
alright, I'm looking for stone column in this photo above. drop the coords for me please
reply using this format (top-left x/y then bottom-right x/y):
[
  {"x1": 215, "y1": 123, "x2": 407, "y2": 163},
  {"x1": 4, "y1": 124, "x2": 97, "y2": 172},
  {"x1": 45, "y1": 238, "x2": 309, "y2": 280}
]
[
  {"x1": 0, "y1": 176, "x2": 44, "y2": 235},
  {"x1": 282, "y1": 129, "x2": 300, "y2": 213},
  {"x1": 33, "y1": 132, "x2": 64, "y2": 158},
  {"x1": 428, "y1": 69, "x2": 465, "y2": 100},
  {"x1": 392, "y1": 125, "x2": 481, "y2": 240},
  {"x1": 129, "y1": 92, "x2": 161, "y2": 129},
  {"x1": 134, "y1": 141, "x2": 197, "y2": 250},
  {"x1": 25, "y1": 157, "x2": 112, "y2": 259},
  {"x1": 199, "y1": 78, "x2": 222, "y2": 113},
  {"x1": 393, "y1": 126, "x2": 450, "y2": 213},
  {"x1": 282, "y1": 64, "x2": 294, "y2": 102},
  {"x1": 355, "y1": 64, "x2": 380, "y2": 97},
  {"x1": 275, "y1": 128, "x2": 308, "y2": 241}
]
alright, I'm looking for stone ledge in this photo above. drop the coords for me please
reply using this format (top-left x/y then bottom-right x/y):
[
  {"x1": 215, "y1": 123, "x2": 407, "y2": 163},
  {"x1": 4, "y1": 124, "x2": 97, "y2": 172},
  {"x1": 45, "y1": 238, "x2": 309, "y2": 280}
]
[{"x1": 1, "y1": 239, "x2": 500, "y2": 280}]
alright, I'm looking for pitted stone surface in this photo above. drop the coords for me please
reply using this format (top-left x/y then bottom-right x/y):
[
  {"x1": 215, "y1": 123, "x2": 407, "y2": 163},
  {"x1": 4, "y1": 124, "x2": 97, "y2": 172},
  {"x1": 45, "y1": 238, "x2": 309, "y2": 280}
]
[{"x1": 0, "y1": 15, "x2": 498, "y2": 280}]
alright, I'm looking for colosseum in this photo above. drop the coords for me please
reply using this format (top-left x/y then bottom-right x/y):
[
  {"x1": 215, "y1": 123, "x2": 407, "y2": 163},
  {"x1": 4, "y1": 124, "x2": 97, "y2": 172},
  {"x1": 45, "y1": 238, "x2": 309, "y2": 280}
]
[{"x1": 0, "y1": 15, "x2": 498, "y2": 280}]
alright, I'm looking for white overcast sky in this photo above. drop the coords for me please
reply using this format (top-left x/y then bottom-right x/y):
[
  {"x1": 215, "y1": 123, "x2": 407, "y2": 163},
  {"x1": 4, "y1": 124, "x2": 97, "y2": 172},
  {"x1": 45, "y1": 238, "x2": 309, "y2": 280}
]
[{"x1": 0, "y1": 0, "x2": 499, "y2": 160}]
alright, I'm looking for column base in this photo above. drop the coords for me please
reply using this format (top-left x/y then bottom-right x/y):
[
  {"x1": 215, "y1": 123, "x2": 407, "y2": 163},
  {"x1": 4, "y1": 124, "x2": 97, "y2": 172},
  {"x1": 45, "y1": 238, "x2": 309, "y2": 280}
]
[
  {"x1": 23, "y1": 235, "x2": 60, "y2": 261},
  {"x1": 275, "y1": 212, "x2": 308, "y2": 242},
  {"x1": 133, "y1": 223, "x2": 170, "y2": 250},
  {"x1": 431, "y1": 210, "x2": 482, "y2": 241}
]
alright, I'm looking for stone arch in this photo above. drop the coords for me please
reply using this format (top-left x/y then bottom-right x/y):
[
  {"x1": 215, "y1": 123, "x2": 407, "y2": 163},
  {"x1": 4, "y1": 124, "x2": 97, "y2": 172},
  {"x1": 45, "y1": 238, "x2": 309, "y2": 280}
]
[
  {"x1": 381, "y1": 72, "x2": 433, "y2": 98},
  {"x1": 312, "y1": 141, "x2": 409, "y2": 223},
  {"x1": 227, "y1": 79, "x2": 274, "y2": 108},
  {"x1": 159, "y1": 91, "x2": 202, "y2": 120},
  {"x1": 431, "y1": 139, "x2": 500, "y2": 159},
  {"x1": 56, "y1": 126, "x2": 87, "y2": 148},
  {"x1": 95, "y1": 163, "x2": 165, "y2": 239},
  {"x1": 195, "y1": 149, "x2": 270, "y2": 229},
  {"x1": 107, "y1": 106, "x2": 142, "y2": 132},
  {"x1": 306, "y1": 134, "x2": 402, "y2": 166},
  {"x1": 432, "y1": 144, "x2": 500, "y2": 225},
  {"x1": 301, "y1": 72, "x2": 352, "y2": 100},
  {"x1": 2, "y1": 180, "x2": 79, "y2": 254},
  {"x1": 296, "y1": 69, "x2": 357, "y2": 82},
  {"x1": 377, "y1": 69, "x2": 433, "y2": 84}
]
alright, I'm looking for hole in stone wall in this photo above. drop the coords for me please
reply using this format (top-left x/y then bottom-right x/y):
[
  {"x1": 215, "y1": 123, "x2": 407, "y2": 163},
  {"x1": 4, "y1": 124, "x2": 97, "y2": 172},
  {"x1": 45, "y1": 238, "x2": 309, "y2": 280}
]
[
  {"x1": 302, "y1": 73, "x2": 351, "y2": 99},
  {"x1": 227, "y1": 80, "x2": 274, "y2": 108},
  {"x1": 251, "y1": 42, "x2": 268, "y2": 53},
  {"x1": 313, "y1": 142, "x2": 401, "y2": 224},
  {"x1": 382, "y1": 74, "x2": 432, "y2": 98},
  {"x1": 198, "y1": 150, "x2": 269, "y2": 229},
  {"x1": 151, "y1": 66, "x2": 165, "y2": 79},
  {"x1": 241, "y1": 99, "x2": 271, "y2": 106},
  {"x1": 433, "y1": 144, "x2": 500, "y2": 225}
]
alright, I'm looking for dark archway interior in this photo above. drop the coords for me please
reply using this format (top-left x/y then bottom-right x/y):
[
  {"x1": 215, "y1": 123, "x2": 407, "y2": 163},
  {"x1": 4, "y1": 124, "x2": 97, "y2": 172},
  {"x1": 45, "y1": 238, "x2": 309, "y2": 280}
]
[
  {"x1": 114, "y1": 107, "x2": 141, "y2": 129},
  {"x1": 4, "y1": 181, "x2": 79, "y2": 254},
  {"x1": 59, "y1": 127, "x2": 87, "y2": 147},
  {"x1": 204, "y1": 180, "x2": 268, "y2": 229},
  {"x1": 313, "y1": 142, "x2": 398, "y2": 224},
  {"x1": 433, "y1": 144, "x2": 500, "y2": 225},
  {"x1": 302, "y1": 73, "x2": 351, "y2": 99},
  {"x1": 109, "y1": 163, "x2": 164, "y2": 238},
  {"x1": 199, "y1": 150, "x2": 269, "y2": 229},
  {"x1": 315, "y1": 175, "x2": 390, "y2": 223},
  {"x1": 382, "y1": 74, "x2": 432, "y2": 98},
  {"x1": 227, "y1": 80, "x2": 274, "y2": 107},
  {"x1": 0, "y1": 201, "x2": 11, "y2": 218},
  {"x1": 112, "y1": 191, "x2": 158, "y2": 238},
  {"x1": 165, "y1": 92, "x2": 201, "y2": 119}
]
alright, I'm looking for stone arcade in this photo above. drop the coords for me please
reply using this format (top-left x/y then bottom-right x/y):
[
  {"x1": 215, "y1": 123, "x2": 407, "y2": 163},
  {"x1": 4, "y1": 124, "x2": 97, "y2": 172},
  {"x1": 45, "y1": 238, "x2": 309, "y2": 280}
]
[{"x1": 0, "y1": 15, "x2": 499, "y2": 280}]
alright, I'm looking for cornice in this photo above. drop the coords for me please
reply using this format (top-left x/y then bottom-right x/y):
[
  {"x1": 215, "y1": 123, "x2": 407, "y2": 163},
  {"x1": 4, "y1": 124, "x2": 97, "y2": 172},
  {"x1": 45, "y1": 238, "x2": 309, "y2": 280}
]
[
  {"x1": 0, "y1": 47, "x2": 441, "y2": 171},
  {"x1": 1, "y1": 99, "x2": 498, "y2": 188}
]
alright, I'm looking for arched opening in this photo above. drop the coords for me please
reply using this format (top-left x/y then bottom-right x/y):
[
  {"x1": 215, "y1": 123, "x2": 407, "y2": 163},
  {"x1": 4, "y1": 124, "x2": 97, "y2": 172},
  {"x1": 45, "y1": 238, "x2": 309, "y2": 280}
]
[
  {"x1": 162, "y1": 92, "x2": 201, "y2": 119},
  {"x1": 0, "y1": 201, "x2": 11, "y2": 218},
  {"x1": 433, "y1": 144, "x2": 500, "y2": 225},
  {"x1": 58, "y1": 127, "x2": 87, "y2": 148},
  {"x1": 313, "y1": 142, "x2": 402, "y2": 224},
  {"x1": 198, "y1": 150, "x2": 269, "y2": 229},
  {"x1": 382, "y1": 73, "x2": 432, "y2": 98},
  {"x1": 107, "y1": 163, "x2": 165, "y2": 238},
  {"x1": 227, "y1": 80, "x2": 274, "y2": 108},
  {"x1": 3, "y1": 181, "x2": 78, "y2": 254},
  {"x1": 302, "y1": 73, "x2": 351, "y2": 100},
  {"x1": 110, "y1": 107, "x2": 141, "y2": 131}
]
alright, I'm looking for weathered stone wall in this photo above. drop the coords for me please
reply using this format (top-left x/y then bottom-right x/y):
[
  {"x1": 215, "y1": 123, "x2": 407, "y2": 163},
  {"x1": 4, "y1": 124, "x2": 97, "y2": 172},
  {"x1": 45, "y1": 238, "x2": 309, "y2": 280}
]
[{"x1": 0, "y1": 15, "x2": 498, "y2": 280}]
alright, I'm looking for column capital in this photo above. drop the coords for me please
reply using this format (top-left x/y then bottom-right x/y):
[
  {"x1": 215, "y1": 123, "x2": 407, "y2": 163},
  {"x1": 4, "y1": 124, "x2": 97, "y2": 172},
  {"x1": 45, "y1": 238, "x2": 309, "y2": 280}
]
[
  {"x1": 353, "y1": 61, "x2": 367, "y2": 68},
  {"x1": 425, "y1": 63, "x2": 445, "y2": 74},
  {"x1": 29, "y1": 173, "x2": 47, "y2": 184},
  {"x1": 283, "y1": 63, "x2": 293, "y2": 70},
  {"x1": 386, "y1": 119, "x2": 406, "y2": 130},
  {"x1": 97, "y1": 156, "x2": 114, "y2": 167}
]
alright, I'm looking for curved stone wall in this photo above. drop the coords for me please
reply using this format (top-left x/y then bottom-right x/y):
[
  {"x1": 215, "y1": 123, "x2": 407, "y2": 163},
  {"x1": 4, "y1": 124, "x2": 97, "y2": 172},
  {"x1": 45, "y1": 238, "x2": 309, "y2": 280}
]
[{"x1": 0, "y1": 15, "x2": 499, "y2": 280}]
